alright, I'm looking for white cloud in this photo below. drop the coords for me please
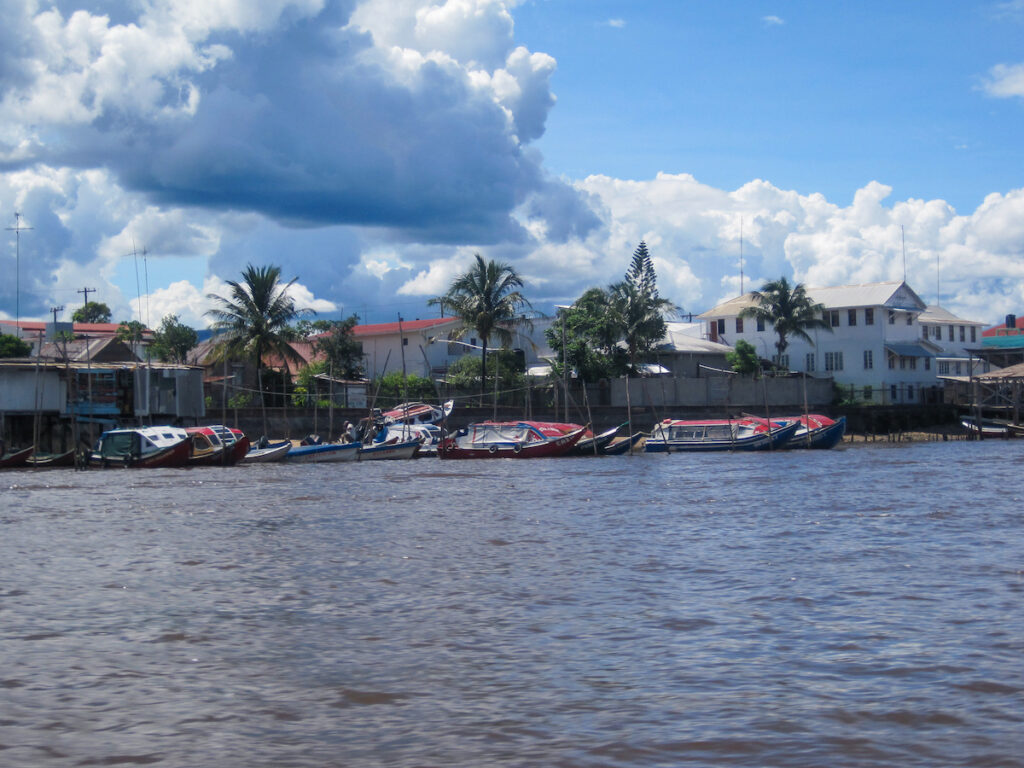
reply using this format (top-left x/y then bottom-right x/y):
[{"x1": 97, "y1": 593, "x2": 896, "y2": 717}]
[
  {"x1": 606, "y1": 18, "x2": 625, "y2": 29},
  {"x1": 982, "y1": 62, "x2": 1024, "y2": 99},
  {"x1": 762, "y1": 15, "x2": 784, "y2": 26}
]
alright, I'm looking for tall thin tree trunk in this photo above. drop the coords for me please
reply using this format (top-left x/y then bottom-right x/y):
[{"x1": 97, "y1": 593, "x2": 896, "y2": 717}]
[{"x1": 480, "y1": 337, "x2": 488, "y2": 407}]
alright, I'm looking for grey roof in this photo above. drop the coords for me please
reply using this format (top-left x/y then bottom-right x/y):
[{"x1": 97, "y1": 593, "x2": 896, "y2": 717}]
[
  {"x1": 658, "y1": 322, "x2": 733, "y2": 354},
  {"x1": 884, "y1": 342, "x2": 939, "y2": 358},
  {"x1": 918, "y1": 305, "x2": 987, "y2": 326},
  {"x1": 699, "y1": 281, "x2": 927, "y2": 318}
]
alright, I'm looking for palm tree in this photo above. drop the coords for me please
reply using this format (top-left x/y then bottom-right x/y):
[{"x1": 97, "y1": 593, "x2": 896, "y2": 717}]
[
  {"x1": 607, "y1": 278, "x2": 676, "y2": 373},
  {"x1": 739, "y1": 276, "x2": 831, "y2": 365},
  {"x1": 430, "y1": 254, "x2": 532, "y2": 402},
  {"x1": 206, "y1": 264, "x2": 313, "y2": 436}
]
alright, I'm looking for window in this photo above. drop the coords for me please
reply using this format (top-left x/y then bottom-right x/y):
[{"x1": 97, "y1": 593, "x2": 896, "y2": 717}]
[
  {"x1": 900, "y1": 357, "x2": 906, "y2": 369},
  {"x1": 756, "y1": 317, "x2": 765, "y2": 332},
  {"x1": 824, "y1": 351, "x2": 844, "y2": 371},
  {"x1": 848, "y1": 309, "x2": 857, "y2": 326},
  {"x1": 959, "y1": 325, "x2": 966, "y2": 342},
  {"x1": 924, "y1": 357, "x2": 931, "y2": 371},
  {"x1": 735, "y1": 317, "x2": 744, "y2": 333},
  {"x1": 933, "y1": 326, "x2": 941, "y2": 340},
  {"x1": 948, "y1": 325, "x2": 954, "y2": 341},
  {"x1": 829, "y1": 310, "x2": 840, "y2": 327},
  {"x1": 806, "y1": 353, "x2": 815, "y2": 372},
  {"x1": 888, "y1": 311, "x2": 896, "y2": 325},
  {"x1": 773, "y1": 354, "x2": 790, "y2": 370},
  {"x1": 906, "y1": 313, "x2": 913, "y2": 326},
  {"x1": 890, "y1": 384, "x2": 898, "y2": 401},
  {"x1": 863, "y1": 350, "x2": 873, "y2": 370},
  {"x1": 955, "y1": 361, "x2": 962, "y2": 375},
  {"x1": 717, "y1": 319, "x2": 725, "y2": 334},
  {"x1": 938, "y1": 361, "x2": 950, "y2": 375},
  {"x1": 863, "y1": 385, "x2": 873, "y2": 401},
  {"x1": 402, "y1": 337, "x2": 409, "y2": 346},
  {"x1": 865, "y1": 308, "x2": 874, "y2": 325},
  {"x1": 970, "y1": 326, "x2": 976, "y2": 343},
  {"x1": 888, "y1": 354, "x2": 896, "y2": 369},
  {"x1": 909, "y1": 357, "x2": 916, "y2": 370},
  {"x1": 907, "y1": 385, "x2": 914, "y2": 401}
]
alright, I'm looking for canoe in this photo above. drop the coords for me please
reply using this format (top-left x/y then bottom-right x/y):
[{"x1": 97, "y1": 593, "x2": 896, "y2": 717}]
[
  {"x1": 603, "y1": 432, "x2": 646, "y2": 455},
  {"x1": 25, "y1": 449, "x2": 77, "y2": 468},
  {"x1": 241, "y1": 440, "x2": 292, "y2": 463},
  {"x1": 439, "y1": 421, "x2": 587, "y2": 459},
  {"x1": 0, "y1": 446, "x2": 35, "y2": 469}
]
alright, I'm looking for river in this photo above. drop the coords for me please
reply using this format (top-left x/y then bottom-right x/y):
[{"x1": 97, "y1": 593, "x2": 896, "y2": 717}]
[{"x1": 2, "y1": 440, "x2": 1022, "y2": 767}]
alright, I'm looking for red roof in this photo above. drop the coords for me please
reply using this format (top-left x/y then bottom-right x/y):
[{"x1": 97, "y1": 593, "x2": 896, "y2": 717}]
[
  {"x1": 982, "y1": 317, "x2": 1024, "y2": 337},
  {"x1": 352, "y1": 317, "x2": 458, "y2": 337}
]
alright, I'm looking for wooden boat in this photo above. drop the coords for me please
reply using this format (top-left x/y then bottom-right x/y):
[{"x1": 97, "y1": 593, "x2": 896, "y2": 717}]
[
  {"x1": 358, "y1": 437, "x2": 421, "y2": 461},
  {"x1": 603, "y1": 432, "x2": 646, "y2": 455},
  {"x1": 645, "y1": 417, "x2": 798, "y2": 453},
  {"x1": 283, "y1": 441, "x2": 360, "y2": 463},
  {"x1": 961, "y1": 417, "x2": 1016, "y2": 438},
  {"x1": 88, "y1": 426, "x2": 192, "y2": 468},
  {"x1": 785, "y1": 414, "x2": 847, "y2": 449},
  {"x1": 0, "y1": 446, "x2": 35, "y2": 469},
  {"x1": 568, "y1": 423, "x2": 625, "y2": 456},
  {"x1": 439, "y1": 421, "x2": 587, "y2": 459},
  {"x1": 241, "y1": 440, "x2": 292, "y2": 463},
  {"x1": 25, "y1": 449, "x2": 77, "y2": 468},
  {"x1": 186, "y1": 426, "x2": 251, "y2": 465}
]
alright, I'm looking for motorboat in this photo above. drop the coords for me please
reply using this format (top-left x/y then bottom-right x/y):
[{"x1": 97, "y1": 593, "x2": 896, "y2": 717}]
[
  {"x1": 645, "y1": 417, "x2": 797, "y2": 453},
  {"x1": 88, "y1": 426, "x2": 191, "y2": 468},
  {"x1": 439, "y1": 421, "x2": 587, "y2": 459}
]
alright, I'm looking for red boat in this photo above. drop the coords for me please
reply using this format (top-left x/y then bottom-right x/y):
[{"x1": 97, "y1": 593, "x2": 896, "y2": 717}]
[
  {"x1": 0, "y1": 446, "x2": 34, "y2": 469},
  {"x1": 186, "y1": 426, "x2": 251, "y2": 466},
  {"x1": 88, "y1": 426, "x2": 192, "y2": 468},
  {"x1": 439, "y1": 421, "x2": 587, "y2": 459}
]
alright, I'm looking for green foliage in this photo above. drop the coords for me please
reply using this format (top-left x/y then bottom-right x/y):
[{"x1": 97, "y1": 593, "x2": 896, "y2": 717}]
[
  {"x1": 116, "y1": 320, "x2": 147, "y2": 357},
  {"x1": 727, "y1": 339, "x2": 761, "y2": 375},
  {"x1": 0, "y1": 333, "x2": 31, "y2": 358},
  {"x1": 72, "y1": 301, "x2": 112, "y2": 324},
  {"x1": 444, "y1": 349, "x2": 524, "y2": 393},
  {"x1": 429, "y1": 253, "x2": 532, "y2": 397},
  {"x1": 301, "y1": 314, "x2": 364, "y2": 379},
  {"x1": 151, "y1": 314, "x2": 199, "y2": 364},
  {"x1": 372, "y1": 371, "x2": 436, "y2": 407},
  {"x1": 227, "y1": 391, "x2": 252, "y2": 408},
  {"x1": 739, "y1": 276, "x2": 831, "y2": 357}
]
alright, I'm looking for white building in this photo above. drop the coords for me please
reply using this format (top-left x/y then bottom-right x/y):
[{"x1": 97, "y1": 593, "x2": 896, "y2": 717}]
[
  {"x1": 697, "y1": 281, "x2": 971, "y2": 404},
  {"x1": 917, "y1": 305, "x2": 990, "y2": 378}
]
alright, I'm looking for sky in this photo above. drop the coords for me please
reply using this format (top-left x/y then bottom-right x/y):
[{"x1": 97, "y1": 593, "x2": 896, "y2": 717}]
[{"x1": 2, "y1": 0, "x2": 1023, "y2": 331}]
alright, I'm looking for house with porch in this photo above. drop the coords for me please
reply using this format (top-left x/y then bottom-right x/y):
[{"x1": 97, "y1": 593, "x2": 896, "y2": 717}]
[{"x1": 697, "y1": 281, "x2": 960, "y2": 404}]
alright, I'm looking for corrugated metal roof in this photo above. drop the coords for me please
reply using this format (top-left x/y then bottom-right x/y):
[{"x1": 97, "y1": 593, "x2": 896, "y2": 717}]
[
  {"x1": 918, "y1": 305, "x2": 986, "y2": 326},
  {"x1": 699, "y1": 281, "x2": 928, "y2": 318},
  {"x1": 884, "y1": 343, "x2": 936, "y2": 357}
]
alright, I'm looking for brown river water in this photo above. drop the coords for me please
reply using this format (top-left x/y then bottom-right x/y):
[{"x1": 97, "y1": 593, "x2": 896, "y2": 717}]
[{"x1": 2, "y1": 441, "x2": 1023, "y2": 767}]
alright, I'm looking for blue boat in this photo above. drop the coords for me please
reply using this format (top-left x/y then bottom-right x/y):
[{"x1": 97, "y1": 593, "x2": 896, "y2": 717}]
[
  {"x1": 283, "y1": 442, "x2": 360, "y2": 463},
  {"x1": 645, "y1": 417, "x2": 798, "y2": 453}
]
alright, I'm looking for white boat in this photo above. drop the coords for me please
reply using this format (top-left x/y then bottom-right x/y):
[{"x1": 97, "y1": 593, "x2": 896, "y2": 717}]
[
  {"x1": 358, "y1": 438, "x2": 421, "y2": 461},
  {"x1": 241, "y1": 440, "x2": 292, "y2": 463},
  {"x1": 283, "y1": 441, "x2": 360, "y2": 463},
  {"x1": 381, "y1": 400, "x2": 453, "y2": 427}
]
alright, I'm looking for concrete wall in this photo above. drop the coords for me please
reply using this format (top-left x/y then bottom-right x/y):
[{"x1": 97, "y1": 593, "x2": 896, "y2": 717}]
[{"x1": 609, "y1": 375, "x2": 834, "y2": 409}]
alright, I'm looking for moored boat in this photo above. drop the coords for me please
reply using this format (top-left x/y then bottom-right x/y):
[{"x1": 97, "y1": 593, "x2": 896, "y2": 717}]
[
  {"x1": 603, "y1": 431, "x2": 646, "y2": 455},
  {"x1": 568, "y1": 422, "x2": 625, "y2": 456},
  {"x1": 785, "y1": 414, "x2": 847, "y2": 449},
  {"x1": 381, "y1": 400, "x2": 453, "y2": 427},
  {"x1": 283, "y1": 441, "x2": 360, "y2": 463},
  {"x1": 241, "y1": 440, "x2": 292, "y2": 463},
  {"x1": 0, "y1": 446, "x2": 35, "y2": 469},
  {"x1": 88, "y1": 426, "x2": 191, "y2": 468},
  {"x1": 186, "y1": 426, "x2": 251, "y2": 465},
  {"x1": 439, "y1": 421, "x2": 587, "y2": 459},
  {"x1": 961, "y1": 417, "x2": 1016, "y2": 438},
  {"x1": 358, "y1": 438, "x2": 421, "y2": 461},
  {"x1": 645, "y1": 417, "x2": 798, "y2": 453},
  {"x1": 25, "y1": 449, "x2": 77, "y2": 468}
]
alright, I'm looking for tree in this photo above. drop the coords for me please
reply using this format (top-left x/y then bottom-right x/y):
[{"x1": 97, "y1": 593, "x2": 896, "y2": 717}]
[
  {"x1": 726, "y1": 339, "x2": 761, "y2": 376},
  {"x1": 116, "y1": 320, "x2": 146, "y2": 359},
  {"x1": 545, "y1": 287, "x2": 628, "y2": 380},
  {"x1": 608, "y1": 242, "x2": 676, "y2": 372},
  {"x1": 738, "y1": 276, "x2": 831, "y2": 366},
  {"x1": 429, "y1": 254, "x2": 532, "y2": 402},
  {"x1": 151, "y1": 314, "x2": 199, "y2": 364},
  {"x1": 205, "y1": 264, "x2": 313, "y2": 436},
  {"x1": 302, "y1": 315, "x2": 364, "y2": 379},
  {"x1": 72, "y1": 301, "x2": 111, "y2": 324},
  {"x1": 0, "y1": 333, "x2": 31, "y2": 358}
]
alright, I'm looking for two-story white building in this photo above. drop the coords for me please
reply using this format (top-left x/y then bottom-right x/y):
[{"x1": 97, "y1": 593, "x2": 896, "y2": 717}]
[
  {"x1": 697, "y1": 281, "x2": 967, "y2": 404},
  {"x1": 917, "y1": 305, "x2": 989, "y2": 378}
]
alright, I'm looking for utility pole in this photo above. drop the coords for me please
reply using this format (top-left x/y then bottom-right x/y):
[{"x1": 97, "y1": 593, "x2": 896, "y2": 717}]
[
  {"x1": 78, "y1": 287, "x2": 97, "y2": 446},
  {"x1": 6, "y1": 212, "x2": 32, "y2": 329}
]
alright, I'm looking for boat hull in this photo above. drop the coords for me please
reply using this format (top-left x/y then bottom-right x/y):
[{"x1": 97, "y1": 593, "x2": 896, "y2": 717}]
[
  {"x1": 0, "y1": 446, "x2": 35, "y2": 468},
  {"x1": 358, "y1": 439, "x2": 420, "y2": 461},
  {"x1": 787, "y1": 416, "x2": 846, "y2": 449},
  {"x1": 645, "y1": 420, "x2": 798, "y2": 453},
  {"x1": 241, "y1": 441, "x2": 292, "y2": 463},
  {"x1": 25, "y1": 449, "x2": 76, "y2": 468},
  {"x1": 88, "y1": 439, "x2": 191, "y2": 468},
  {"x1": 283, "y1": 442, "x2": 360, "y2": 463},
  {"x1": 440, "y1": 424, "x2": 586, "y2": 459}
]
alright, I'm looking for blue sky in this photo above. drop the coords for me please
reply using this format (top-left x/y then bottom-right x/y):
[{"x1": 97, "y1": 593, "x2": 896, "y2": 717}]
[{"x1": 2, "y1": 0, "x2": 1023, "y2": 330}]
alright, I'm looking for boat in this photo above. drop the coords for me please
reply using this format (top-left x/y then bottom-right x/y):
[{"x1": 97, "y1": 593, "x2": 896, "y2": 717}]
[
  {"x1": 603, "y1": 431, "x2": 646, "y2": 455},
  {"x1": 439, "y1": 421, "x2": 587, "y2": 459},
  {"x1": 961, "y1": 417, "x2": 1016, "y2": 438},
  {"x1": 241, "y1": 439, "x2": 292, "y2": 463},
  {"x1": 88, "y1": 426, "x2": 192, "y2": 468},
  {"x1": 358, "y1": 437, "x2": 421, "y2": 461},
  {"x1": 645, "y1": 417, "x2": 798, "y2": 453},
  {"x1": 785, "y1": 414, "x2": 847, "y2": 449},
  {"x1": 568, "y1": 422, "x2": 626, "y2": 456},
  {"x1": 186, "y1": 426, "x2": 251, "y2": 465},
  {"x1": 381, "y1": 400, "x2": 453, "y2": 427},
  {"x1": 0, "y1": 446, "x2": 35, "y2": 469},
  {"x1": 283, "y1": 441, "x2": 360, "y2": 463},
  {"x1": 25, "y1": 449, "x2": 77, "y2": 468}
]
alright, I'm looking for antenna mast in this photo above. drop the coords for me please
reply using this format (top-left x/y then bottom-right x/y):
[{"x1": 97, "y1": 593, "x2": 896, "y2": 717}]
[
  {"x1": 901, "y1": 225, "x2": 907, "y2": 283},
  {"x1": 6, "y1": 212, "x2": 32, "y2": 328},
  {"x1": 739, "y1": 217, "x2": 744, "y2": 295}
]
